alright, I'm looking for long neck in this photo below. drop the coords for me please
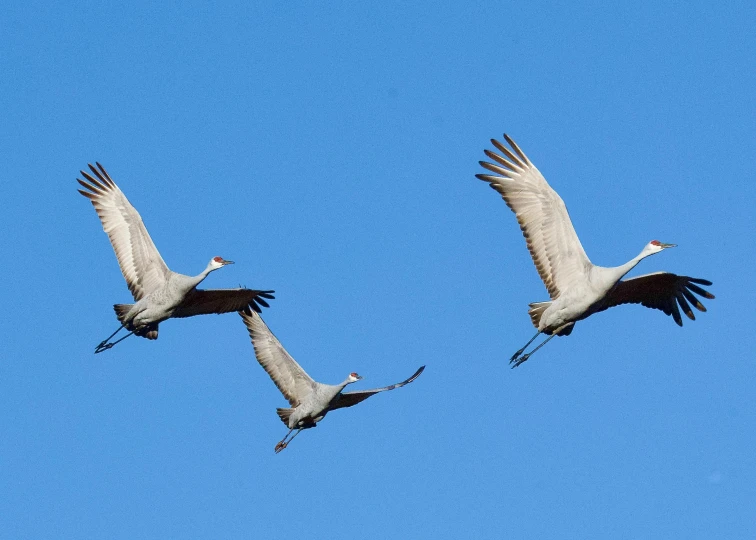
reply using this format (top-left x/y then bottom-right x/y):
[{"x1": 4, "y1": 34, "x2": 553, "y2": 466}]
[
  {"x1": 182, "y1": 264, "x2": 215, "y2": 291},
  {"x1": 321, "y1": 379, "x2": 352, "y2": 404},
  {"x1": 333, "y1": 378, "x2": 357, "y2": 396},
  {"x1": 603, "y1": 249, "x2": 652, "y2": 285}
]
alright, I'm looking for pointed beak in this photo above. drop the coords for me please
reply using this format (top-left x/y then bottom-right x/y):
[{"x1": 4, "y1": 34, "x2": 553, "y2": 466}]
[
  {"x1": 660, "y1": 243, "x2": 677, "y2": 249},
  {"x1": 222, "y1": 259, "x2": 235, "y2": 265}
]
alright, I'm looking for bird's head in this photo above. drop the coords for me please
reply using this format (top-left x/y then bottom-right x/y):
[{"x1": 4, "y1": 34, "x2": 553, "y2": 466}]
[
  {"x1": 347, "y1": 372, "x2": 363, "y2": 383},
  {"x1": 208, "y1": 256, "x2": 234, "y2": 270},
  {"x1": 645, "y1": 240, "x2": 676, "y2": 254}
]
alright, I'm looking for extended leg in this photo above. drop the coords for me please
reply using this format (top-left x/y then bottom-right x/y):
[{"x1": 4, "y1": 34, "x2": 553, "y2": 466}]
[
  {"x1": 276, "y1": 428, "x2": 304, "y2": 454},
  {"x1": 510, "y1": 331, "x2": 542, "y2": 364},
  {"x1": 94, "y1": 324, "x2": 127, "y2": 353},
  {"x1": 276, "y1": 428, "x2": 294, "y2": 454},
  {"x1": 511, "y1": 334, "x2": 556, "y2": 368},
  {"x1": 280, "y1": 429, "x2": 305, "y2": 451},
  {"x1": 95, "y1": 330, "x2": 135, "y2": 354}
]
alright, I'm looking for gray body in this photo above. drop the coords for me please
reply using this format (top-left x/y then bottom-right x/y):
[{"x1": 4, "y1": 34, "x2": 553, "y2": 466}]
[
  {"x1": 476, "y1": 134, "x2": 714, "y2": 364},
  {"x1": 121, "y1": 269, "x2": 212, "y2": 332},
  {"x1": 78, "y1": 162, "x2": 273, "y2": 347},
  {"x1": 282, "y1": 379, "x2": 354, "y2": 430},
  {"x1": 239, "y1": 308, "x2": 425, "y2": 452}
]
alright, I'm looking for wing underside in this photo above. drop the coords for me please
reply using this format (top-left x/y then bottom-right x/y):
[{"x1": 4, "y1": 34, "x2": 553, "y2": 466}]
[
  {"x1": 172, "y1": 289, "x2": 274, "y2": 318},
  {"x1": 239, "y1": 308, "x2": 315, "y2": 407},
  {"x1": 78, "y1": 163, "x2": 170, "y2": 300},
  {"x1": 594, "y1": 272, "x2": 714, "y2": 326},
  {"x1": 330, "y1": 365, "x2": 426, "y2": 411},
  {"x1": 476, "y1": 135, "x2": 592, "y2": 298}
]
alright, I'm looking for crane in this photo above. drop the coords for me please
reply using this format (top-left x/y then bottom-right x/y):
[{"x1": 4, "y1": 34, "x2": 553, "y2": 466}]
[
  {"x1": 475, "y1": 134, "x2": 714, "y2": 367},
  {"x1": 78, "y1": 163, "x2": 275, "y2": 353},
  {"x1": 239, "y1": 307, "x2": 425, "y2": 453}
]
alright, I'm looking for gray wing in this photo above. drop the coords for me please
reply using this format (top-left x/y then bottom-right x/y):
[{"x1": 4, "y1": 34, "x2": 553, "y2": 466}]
[
  {"x1": 330, "y1": 365, "x2": 425, "y2": 411},
  {"x1": 239, "y1": 308, "x2": 316, "y2": 407},
  {"x1": 476, "y1": 135, "x2": 592, "y2": 299},
  {"x1": 172, "y1": 289, "x2": 274, "y2": 318},
  {"x1": 593, "y1": 272, "x2": 714, "y2": 326},
  {"x1": 78, "y1": 163, "x2": 170, "y2": 301}
]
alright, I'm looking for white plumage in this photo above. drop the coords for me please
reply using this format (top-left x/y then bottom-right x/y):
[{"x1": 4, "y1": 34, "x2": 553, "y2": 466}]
[
  {"x1": 78, "y1": 163, "x2": 274, "y2": 353},
  {"x1": 476, "y1": 135, "x2": 714, "y2": 367}
]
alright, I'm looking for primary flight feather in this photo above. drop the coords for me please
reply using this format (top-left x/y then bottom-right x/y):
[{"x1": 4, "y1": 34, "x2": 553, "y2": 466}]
[
  {"x1": 240, "y1": 308, "x2": 424, "y2": 453},
  {"x1": 78, "y1": 162, "x2": 274, "y2": 353},
  {"x1": 476, "y1": 134, "x2": 714, "y2": 367}
]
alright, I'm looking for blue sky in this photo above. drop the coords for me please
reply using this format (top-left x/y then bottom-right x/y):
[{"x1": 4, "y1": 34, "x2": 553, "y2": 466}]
[{"x1": 2, "y1": 1, "x2": 755, "y2": 538}]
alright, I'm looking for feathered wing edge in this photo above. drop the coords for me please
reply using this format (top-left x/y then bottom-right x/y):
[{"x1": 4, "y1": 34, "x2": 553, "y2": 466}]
[
  {"x1": 474, "y1": 134, "x2": 592, "y2": 300},
  {"x1": 594, "y1": 272, "x2": 714, "y2": 326},
  {"x1": 239, "y1": 307, "x2": 316, "y2": 408},
  {"x1": 475, "y1": 137, "x2": 557, "y2": 298},
  {"x1": 329, "y1": 365, "x2": 426, "y2": 411},
  {"x1": 475, "y1": 134, "x2": 591, "y2": 300},
  {"x1": 77, "y1": 162, "x2": 170, "y2": 301},
  {"x1": 172, "y1": 288, "x2": 275, "y2": 318}
]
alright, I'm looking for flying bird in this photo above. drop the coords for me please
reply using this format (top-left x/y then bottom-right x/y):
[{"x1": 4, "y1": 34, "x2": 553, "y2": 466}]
[
  {"x1": 239, "y1": 308, "x2": 425, "y2": 453},
  {"x1": 78, "y1": 162, "x2": 275, "y2": 353},
  {"x1": 476, "y1": 134, "x2": 714, "y2": 367}
]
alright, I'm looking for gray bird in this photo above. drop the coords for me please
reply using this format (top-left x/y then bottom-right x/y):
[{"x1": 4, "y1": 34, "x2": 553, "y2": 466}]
[
  {"x1": 239, "y1": 308, "x2": 425, "y2": 453},
  {"x1": 476, "y1": 135, "x2": 714, "y2": 367},
  {"x1": 78, "y1": 163, "x2": 274, "y2": 353}
]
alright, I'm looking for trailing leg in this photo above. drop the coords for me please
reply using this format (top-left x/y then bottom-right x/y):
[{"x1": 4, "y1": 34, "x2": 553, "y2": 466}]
[
  {"x1": 511, "y1": 334, "x2": 556, "y2": 368},
  {"x1": 509, "y1": 330, "x2": 542, "y2": 364},
  {"x1": 95, "y1": 330, "x2": 135, "y2": 354},
  {"x1": 94, "y1": 324, "x2": 126, "y2": 354},
  {"x1": 274, "y1": 428, "x2": 295, "y2": 453}
]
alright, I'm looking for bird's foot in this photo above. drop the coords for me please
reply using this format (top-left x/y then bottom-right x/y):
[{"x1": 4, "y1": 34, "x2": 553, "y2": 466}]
[
  {"x1": 511, "y1": 353, "x2": 530, "y2": 369},
  {"x1": 94, "y1": 342, "x2": 114, "y2": 354},
  {"x1": 274, "y1": 441, "x2": 288, "y2": 454},
  {"x1": 509, "y1": 349, "x2": 525, "y2": 365}
]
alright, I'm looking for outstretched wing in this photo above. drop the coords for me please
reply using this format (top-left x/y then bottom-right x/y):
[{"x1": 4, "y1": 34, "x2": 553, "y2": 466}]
[
  {"x1": 172, "y1": 289, "x2": 274, "y2": 318},
  {"x1": 239, "y1": 308, "x2": 315, "y2": 407},
  {"x1": 330, "y1": 365, "x2": 425, "y2": 411},
  {"x1": 594, "y1": 273, "x2": 714, "y2": 326},
  {"x1": 78, "y1": 163, "x2": 170, "y2": 301},
  {"x1": 476, "y1": 135, "x2": 592, "y2": 299}
]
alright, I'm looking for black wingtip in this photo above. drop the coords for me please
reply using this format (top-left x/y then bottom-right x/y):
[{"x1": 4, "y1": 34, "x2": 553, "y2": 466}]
[
  {"x1": 250, "y1": 290, "x2": 275, "y2": 313},
  {"x1": 402, "y1": 365, "x2": 426, "y2": 384}
]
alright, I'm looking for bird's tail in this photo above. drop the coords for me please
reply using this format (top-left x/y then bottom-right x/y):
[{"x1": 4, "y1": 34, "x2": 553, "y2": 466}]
[
  {"x1": 112, "y1": 304, "x2": 159, "y2": 340},
  {"x1": 276, "y1": 408, "x2": 294, "y2": 427},
  {"x1": 113, "y1": 304, "x2": 132, "y2": 325},
  {"x1": 527, "y1": 301, "x2": 551, "y2": 329},
  {"x1": 527, "y1": 302, "x2": 574, "y2": 336}
]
